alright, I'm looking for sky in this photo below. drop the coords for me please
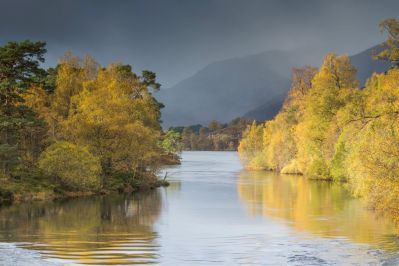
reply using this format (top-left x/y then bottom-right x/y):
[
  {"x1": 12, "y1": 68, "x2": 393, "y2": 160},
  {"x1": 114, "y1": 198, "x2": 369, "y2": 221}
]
[{"x1": 0, "y1": 0, "x2": 398, "y2": 87}]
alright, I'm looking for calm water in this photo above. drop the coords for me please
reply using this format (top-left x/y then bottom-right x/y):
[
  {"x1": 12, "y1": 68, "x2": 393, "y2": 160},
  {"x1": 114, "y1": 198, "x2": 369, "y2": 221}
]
[{"x1": 1, "y1": 151, "x2": 399, "y2": 265}]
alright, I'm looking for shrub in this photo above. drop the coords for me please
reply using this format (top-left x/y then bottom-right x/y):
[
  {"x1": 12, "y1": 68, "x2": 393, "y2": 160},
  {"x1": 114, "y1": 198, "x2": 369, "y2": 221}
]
[
  {"x1": 38, "y1": 141, "x2": 101, "y2": 191},
  {"x1": 307, "y1": 159, "x2": 331, "y2": 180},
  {"x1": 281, "y1": 159, "x2": 302, "y2": 175}
]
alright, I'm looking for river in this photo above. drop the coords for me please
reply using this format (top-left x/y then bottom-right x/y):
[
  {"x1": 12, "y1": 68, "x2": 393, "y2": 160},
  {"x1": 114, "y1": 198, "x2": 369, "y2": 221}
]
[{"x1": 0, "y1": 151, "x2": 399, "y2": 265}]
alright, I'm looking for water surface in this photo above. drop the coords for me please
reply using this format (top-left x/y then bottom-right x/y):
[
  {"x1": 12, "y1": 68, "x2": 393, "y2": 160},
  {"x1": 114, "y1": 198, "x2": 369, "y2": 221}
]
[{"x1": 1, "y1": 151, "x2": 399, "y2": 265}]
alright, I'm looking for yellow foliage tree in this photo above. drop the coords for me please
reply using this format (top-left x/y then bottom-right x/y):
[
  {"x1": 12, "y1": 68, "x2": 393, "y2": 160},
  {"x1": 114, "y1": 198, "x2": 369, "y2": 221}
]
[
  {"x1": 38, "y1": 141, "x2": 101, "y2": 191},
  {"x1": 62, "y1": 64, "x2": 162, "y2": 179}
]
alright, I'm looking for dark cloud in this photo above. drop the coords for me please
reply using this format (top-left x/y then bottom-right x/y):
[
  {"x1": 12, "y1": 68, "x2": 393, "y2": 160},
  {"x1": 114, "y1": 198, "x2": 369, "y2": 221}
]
[{"x1": 0, "y1": 0, "x2": 398, "y2": 86}]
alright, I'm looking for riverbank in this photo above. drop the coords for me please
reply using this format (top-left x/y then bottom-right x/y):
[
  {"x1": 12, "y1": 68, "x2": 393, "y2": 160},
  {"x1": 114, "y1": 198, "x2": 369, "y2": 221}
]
[{"x1": 0, "y1": 173, "x2": 169, "y2": 206}]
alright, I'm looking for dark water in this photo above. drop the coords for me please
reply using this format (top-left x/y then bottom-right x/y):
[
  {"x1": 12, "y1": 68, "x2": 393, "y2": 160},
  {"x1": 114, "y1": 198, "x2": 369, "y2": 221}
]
[{"x1": 0, "y1": 151, "x2": 399, "y2": 265}]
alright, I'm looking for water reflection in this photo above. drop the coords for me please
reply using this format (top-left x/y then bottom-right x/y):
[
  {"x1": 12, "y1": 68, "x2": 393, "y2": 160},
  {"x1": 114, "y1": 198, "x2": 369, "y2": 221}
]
[
  {"x1": 0, "y1": 191, "x2": 162, "y2": 265},
  {"x1": 237, "y1": 170, "x2": 399, "y2": 251}
]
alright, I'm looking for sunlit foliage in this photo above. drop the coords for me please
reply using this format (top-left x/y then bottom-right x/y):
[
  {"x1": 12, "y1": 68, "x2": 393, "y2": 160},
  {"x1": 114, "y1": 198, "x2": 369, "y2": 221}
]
[
  {"x1": 161, "y1": 130, "x2": 183, "y2": 154},
  {"x1": 238, "y1": 18, "x2": 399, "y2": 219},
  {"x1": 38, "y1": 141, "x2": 101, "y2": 191},
  {"x1": 0, "y1": 41, "x2": 173, "y2": 196}
]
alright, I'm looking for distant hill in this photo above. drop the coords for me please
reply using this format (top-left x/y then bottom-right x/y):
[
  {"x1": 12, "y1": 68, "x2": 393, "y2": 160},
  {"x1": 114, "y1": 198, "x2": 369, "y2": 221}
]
[
  {"x1": 350, "y1": 46, "x2": 390, "y2": 85},
  {"x1": 242, "y1": 93, "x2": 286, "y2": 122},
  {"x1": 157, "y1": 45, "x2": 390, "y2": 127}
]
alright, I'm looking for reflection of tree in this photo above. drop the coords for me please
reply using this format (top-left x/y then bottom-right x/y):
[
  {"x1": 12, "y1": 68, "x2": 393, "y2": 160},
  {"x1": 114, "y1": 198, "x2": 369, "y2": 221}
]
[
  {"x1": 0, "y1": 191, "x2": 162, "y2": 264},
  {"x1": 237, "y1": 170, "x2": 399, "y2": 250}
]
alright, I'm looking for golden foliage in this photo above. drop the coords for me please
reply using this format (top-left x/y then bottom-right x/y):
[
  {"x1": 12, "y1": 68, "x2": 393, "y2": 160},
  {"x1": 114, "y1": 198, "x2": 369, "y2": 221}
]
[
  {"x1": 38, "y1": 141, "x2": 101, "y2": 191},
  {"x1": 24, "y1": 52, "x2": 165, "y2": 191},
  {"x1": 238, "y1": 51, "x2": 399, "y2": 219}
]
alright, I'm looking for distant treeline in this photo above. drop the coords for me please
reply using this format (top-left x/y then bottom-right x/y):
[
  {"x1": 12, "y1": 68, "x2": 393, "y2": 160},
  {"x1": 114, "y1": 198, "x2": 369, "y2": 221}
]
[
  {"x1": 0, "y1": 41, "x2": 179, "y2": 203},
  {"x1": 238, "y1": 18, "x2": 399, "y2": 221},
  {"x1": 169, "y1": 117, "x2": 252, "y2": 151}
]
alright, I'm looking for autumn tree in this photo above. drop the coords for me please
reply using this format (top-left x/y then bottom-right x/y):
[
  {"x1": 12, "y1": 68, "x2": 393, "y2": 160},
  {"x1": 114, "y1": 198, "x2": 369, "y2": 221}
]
[
  {"x1": 61, "y1": 63, "x2": 163, "y2": 183},
  {"x1": 376, "y1": 18, "x2": 399, "y2": 67},
  {"x1": 238, "y1": 121, "x2": 264, "y2": 169},
  {"x1": 295, "y1": 53, "x2": 358, "y2": 178},
  {"x1": 208, "y1": 120, "x2": 221, "y2": 131}
]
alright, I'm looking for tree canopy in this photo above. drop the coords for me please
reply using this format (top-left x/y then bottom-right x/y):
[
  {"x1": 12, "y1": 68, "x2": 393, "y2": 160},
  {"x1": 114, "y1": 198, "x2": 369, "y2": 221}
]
[{"x1": 0, "y1": 41, "x2": 177, "y2": 195}]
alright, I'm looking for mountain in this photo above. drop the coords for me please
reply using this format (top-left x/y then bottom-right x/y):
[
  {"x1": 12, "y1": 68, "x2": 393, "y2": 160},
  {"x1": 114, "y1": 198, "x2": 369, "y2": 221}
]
[
  {"x1": 157, "y1": 46, "x2": 390, "y2": 127},
  {"x1": 350, "y1": 46, "x2": 390, "y2": 85},
  {"x1": 242, "y1": 94, "x2": 286, "y2": 122}
]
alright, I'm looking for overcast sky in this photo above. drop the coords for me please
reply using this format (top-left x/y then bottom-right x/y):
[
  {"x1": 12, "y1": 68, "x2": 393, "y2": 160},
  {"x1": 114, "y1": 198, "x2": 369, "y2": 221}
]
[{"x1": 1, "y1": 0, "x2": 398, "y2": 87}]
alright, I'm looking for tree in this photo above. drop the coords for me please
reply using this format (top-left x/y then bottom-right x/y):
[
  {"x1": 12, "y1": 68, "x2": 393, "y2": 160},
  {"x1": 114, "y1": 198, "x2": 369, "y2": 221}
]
[
  {"x1": 38, "y1": 141, "x2": 101, "y2": 191},
  {"x1": 182, "y1": 127, "x2": 194, "y2": 150},
  {"x1": 238, "y1": 121, "x2": 264, "y2": 169},
  {"x1": 161, "y1": 130, "x2": 182, "y2": 154},
  {"x1": 208, "y1": 120, "x2": 221, "y2": 131},
  {"x1": 283, "y1": 66, "x2": 317, "y2": 113},
  {"x1": 62, "y1": 63, "x2": 163, "y2": 178},
  {"x1": 295, "y1": 53, "x2": 358, "y2": 178},
  {"x1": 198, "y1": 127, "x2": 211, "y2": 150},
  {"x1": 238, "y1": 66, "x2": 317, "y2": 173},
  {"x1": 141, "y1": 70, "x2": 161, "y2": 91},
  {"x1": 0, "y1": 41, "x2": 47, "y2": 177},
  {"x1": 376, "y1": 18, "x2": 399, "y2": 67}
]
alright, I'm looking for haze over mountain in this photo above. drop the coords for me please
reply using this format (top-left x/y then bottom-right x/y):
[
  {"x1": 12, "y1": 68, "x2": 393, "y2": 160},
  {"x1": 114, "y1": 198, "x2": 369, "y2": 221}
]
[{"x1": 157, "y1": 45, "x2": 390, "y2": 127}]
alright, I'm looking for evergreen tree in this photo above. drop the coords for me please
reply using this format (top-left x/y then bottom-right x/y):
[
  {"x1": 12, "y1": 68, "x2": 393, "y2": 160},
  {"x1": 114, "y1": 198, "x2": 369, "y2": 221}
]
[{"x1": 0, "y1": 41, "x2": 47, "y2": 177}]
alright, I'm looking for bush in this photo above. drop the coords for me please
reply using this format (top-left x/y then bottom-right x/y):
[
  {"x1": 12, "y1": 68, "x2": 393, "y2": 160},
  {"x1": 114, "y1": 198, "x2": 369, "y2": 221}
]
[
  {"x1": 38, "y1": 141, "x2": 101, "y2": 191},
  {"x1": 307, "y1": 159, "x2": 331, "y2": 180},
  {"x1": 281, "y1": 159, "x2": 302, "y2": 175}
]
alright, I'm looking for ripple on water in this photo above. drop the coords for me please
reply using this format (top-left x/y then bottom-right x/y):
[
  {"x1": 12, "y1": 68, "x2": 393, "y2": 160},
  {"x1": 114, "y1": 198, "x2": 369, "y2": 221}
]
[{"x1": 0, "y1": 243, "x2": 61, "y2": 265}]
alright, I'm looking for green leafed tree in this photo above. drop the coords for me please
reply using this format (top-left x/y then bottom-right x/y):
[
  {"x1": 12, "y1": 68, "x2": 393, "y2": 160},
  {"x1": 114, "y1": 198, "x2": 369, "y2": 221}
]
[
  {"x1": 0, "y1": 41, "x2": 47, "y2": 177},
  {"x1": 161, "y1": 130, "x2": 182, "y2": 154}
]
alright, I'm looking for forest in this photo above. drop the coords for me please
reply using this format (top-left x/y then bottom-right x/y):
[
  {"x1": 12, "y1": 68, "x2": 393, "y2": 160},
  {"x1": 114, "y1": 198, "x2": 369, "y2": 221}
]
[
  {"x1": 238, "y1": 18, "x2": 399, "y2": 220},
  {"x1": 170, "y1": 117, "x2": 252, "y2": 151},
  {"x1": 0, "y1": 42, "x2": 180, "y2": 204}
]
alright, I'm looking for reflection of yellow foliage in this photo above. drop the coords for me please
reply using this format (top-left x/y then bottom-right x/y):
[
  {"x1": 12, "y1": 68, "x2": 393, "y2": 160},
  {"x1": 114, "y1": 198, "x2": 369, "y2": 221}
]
[
  {"x1": 237, "y1": 170, "x2": 399, "y2": 250},
  {"x1": 0, "y1": 192, "x2": 161, "y2": 264}
]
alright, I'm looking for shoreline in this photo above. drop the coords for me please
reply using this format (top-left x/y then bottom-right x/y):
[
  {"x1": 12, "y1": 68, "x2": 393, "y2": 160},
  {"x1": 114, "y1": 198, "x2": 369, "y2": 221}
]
[{"x1": 0, "y1": 179, "x2": 169, "y2": 207}]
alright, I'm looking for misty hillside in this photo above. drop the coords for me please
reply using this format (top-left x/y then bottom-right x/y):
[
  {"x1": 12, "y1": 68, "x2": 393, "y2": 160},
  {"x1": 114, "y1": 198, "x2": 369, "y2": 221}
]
[
  {"x1": 350, "y1": 46, "x2": 390, "y2": 85},
  {"x1": 157, "y1": 46, "x2": 390, "y2": 127}
]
